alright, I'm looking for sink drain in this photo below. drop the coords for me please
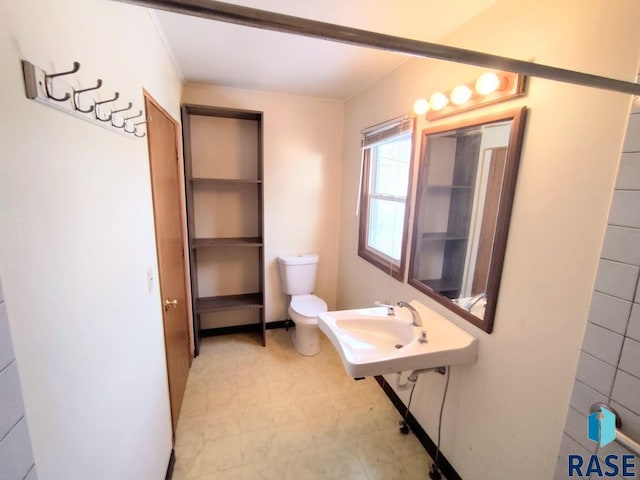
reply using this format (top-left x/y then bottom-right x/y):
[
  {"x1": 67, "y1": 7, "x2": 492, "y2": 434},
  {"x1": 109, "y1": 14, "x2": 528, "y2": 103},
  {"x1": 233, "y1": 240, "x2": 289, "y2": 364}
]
[{"x1": 395, "y1": 344, "x2": 403, "y2": 349}]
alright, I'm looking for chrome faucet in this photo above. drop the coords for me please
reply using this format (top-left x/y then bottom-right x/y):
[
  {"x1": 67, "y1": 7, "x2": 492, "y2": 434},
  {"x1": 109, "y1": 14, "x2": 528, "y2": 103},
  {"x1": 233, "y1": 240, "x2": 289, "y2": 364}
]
[
  {"x1": 463, "y1": 293, "x2": 487, "y2": 311},
  {"x1": 396, "y1": 301, "x2": 423, "y2": 327},
  {"x1": 374, "y1": 301, "x2": 395, "y2": 316}
]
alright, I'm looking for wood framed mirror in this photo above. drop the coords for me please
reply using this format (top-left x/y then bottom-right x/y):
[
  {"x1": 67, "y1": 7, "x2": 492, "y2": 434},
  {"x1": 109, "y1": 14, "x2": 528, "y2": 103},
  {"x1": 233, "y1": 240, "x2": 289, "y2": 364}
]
[{"x1": 408, "y1": 107, "x2": 527, "y2": 333}]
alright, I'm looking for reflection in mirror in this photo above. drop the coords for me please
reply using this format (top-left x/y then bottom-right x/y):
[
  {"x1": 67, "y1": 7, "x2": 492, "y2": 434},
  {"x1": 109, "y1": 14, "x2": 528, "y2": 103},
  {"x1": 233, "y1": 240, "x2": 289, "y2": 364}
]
[{"x1": 409, "y1": 107, "x2": 527, "y2": 333}]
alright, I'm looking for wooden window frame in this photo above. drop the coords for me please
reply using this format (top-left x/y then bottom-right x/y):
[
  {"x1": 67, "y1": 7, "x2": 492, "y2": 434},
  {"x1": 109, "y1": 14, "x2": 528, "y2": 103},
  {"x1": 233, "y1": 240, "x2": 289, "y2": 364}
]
[{"x1": 358, "y1": 126, "x2": 415, "y2": 281}]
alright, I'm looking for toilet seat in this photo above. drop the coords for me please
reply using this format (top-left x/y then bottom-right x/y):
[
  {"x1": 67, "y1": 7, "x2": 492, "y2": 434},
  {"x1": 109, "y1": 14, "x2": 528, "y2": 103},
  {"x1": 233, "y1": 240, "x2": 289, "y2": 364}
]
[{"x1": 290, "y1": 294, "x2": 327, "y2": 321}]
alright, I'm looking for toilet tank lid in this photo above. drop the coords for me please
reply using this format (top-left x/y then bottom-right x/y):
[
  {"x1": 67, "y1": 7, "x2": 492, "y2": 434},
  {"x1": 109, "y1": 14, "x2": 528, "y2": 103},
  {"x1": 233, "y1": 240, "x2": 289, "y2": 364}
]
[{"x1": 277, "y1": 254, "x2": 319, "y2": 266}]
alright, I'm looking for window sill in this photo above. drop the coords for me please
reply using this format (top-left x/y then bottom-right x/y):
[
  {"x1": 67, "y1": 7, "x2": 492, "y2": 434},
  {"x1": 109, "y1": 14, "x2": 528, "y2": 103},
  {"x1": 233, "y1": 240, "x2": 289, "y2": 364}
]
[{"x1": 358, "y1": 248, "x2": 404, "y2": 281}]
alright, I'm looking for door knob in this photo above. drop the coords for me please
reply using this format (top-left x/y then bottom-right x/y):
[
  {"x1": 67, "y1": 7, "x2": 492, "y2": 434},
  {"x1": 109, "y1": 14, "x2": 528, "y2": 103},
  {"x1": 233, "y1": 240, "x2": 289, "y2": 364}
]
[{"x1": 164, "y1": 299, "x2": 179, "y2": 311}]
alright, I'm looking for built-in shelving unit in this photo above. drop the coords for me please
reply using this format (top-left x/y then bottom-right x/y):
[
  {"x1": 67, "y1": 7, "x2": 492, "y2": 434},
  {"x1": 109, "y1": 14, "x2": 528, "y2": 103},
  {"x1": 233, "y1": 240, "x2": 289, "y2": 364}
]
[
  {"x1": 412, "y1": 132, "x2": 480, "y2": 299},
  {"x1": 182, "y1": 104, "x2": 265, "y2": 354}
]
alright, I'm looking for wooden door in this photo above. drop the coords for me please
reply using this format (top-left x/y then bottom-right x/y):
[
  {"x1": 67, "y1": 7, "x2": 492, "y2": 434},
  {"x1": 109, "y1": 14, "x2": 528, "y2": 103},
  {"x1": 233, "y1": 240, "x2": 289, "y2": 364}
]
[{"x1": 144, "y1": 93, "x2": 191, "y2": 434}]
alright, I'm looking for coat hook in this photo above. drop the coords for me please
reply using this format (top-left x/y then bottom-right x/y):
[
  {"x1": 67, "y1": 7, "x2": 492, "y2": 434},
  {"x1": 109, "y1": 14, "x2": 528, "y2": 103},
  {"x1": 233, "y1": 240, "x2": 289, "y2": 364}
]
[
  {"x1": 133, "y1": 121, "x2": 147, "y2": 138},
  {"x1": 72, "y1": 79, "x2": 103, "y2": 113},
  {"x1": 123, "y1": 110, "x2": 143, "y2": 133},
  {"x1": 110, "y1": 102, "x2": 133, "y2": 128},
  {"x1": 94, "y1": 92, "x2": 120, "y2": 122},
  {"x1": 44, "y1": 61, "x2": 80, "y2": 102}
]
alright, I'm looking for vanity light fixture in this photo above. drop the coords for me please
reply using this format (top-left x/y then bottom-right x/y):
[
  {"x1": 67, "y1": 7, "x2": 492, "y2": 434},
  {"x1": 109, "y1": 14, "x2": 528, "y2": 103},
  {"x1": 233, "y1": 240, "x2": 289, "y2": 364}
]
[
  {"x1": 475, "y1": 72, "x2": 504, "y2": 95},
  {"x1": 413, "y1": 71, "x2": 526, "y2": 120},
  {"x1": 413, "y1": 97, "x2": 429, "y2": 115},
  {"x1": 450, "y1": 85, "x2": 473, "y2": 105},
  {"x1": 429, "y1": 92, "x2": 449, "y2": 111}
]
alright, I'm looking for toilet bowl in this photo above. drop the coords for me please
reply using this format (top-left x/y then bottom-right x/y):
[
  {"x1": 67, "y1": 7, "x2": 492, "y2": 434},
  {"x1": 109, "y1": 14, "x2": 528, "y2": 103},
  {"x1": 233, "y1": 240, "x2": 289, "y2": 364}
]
[
  {"x1": 277, "y1": 254, "x2": 327, "y2": 356},
  {"x1": 288, "y1": 294, "x2": 327, "y2": 356}
]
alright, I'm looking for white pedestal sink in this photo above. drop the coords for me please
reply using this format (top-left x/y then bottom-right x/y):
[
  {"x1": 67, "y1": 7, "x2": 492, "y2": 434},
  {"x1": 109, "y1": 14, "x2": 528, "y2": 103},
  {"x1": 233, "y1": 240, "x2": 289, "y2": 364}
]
[{"x1": 318, "y1": 300, "x2": 478, "y2": 377}]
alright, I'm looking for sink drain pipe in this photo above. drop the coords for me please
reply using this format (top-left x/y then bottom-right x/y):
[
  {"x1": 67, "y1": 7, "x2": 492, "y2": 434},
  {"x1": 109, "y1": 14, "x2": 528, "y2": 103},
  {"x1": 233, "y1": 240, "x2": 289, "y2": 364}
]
[
  {"x1": 394, "y1": 366, "x2": 450, "y2": 479},
  {"x1": 395, "y1": 366, "x2": 446, "y2": 390},
  {"x1": 395, "y1": 371, "x2": 417, "y2": 391}
]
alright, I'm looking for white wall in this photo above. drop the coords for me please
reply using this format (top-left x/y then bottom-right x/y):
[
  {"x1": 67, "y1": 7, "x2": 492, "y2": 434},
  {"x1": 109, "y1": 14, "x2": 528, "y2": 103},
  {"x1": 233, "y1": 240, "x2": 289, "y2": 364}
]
[
  {"x1": 183, "y1": 84, "x2": 344, "y2": 324},
  {"x1": 337, "y1": 1, "x2": 640, "y2": 478},
  {"x1": 0, "y1": 1, "x2": 183, "y2": 479}
]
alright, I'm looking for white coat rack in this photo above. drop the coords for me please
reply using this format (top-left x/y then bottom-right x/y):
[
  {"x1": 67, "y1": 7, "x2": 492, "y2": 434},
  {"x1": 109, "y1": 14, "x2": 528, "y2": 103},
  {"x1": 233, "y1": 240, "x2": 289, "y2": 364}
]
[{"x1": 21, "y1": 60, "x2": 146, "y2": 138}]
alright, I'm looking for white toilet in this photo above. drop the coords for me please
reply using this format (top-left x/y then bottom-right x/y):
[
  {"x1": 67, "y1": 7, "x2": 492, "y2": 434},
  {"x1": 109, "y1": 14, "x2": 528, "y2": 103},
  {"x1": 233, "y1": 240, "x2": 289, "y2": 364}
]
[{"x1": 277, "y1": 254, "x2": 328, "y2": 356}]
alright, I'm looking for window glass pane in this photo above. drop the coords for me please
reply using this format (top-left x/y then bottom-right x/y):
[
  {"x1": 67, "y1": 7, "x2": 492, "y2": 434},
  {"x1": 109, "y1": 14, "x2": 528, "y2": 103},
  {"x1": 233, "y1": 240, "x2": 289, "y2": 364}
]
[
  {"x1": 367, "y1": 198, "x2": 406, "y2": 261},
  {"x1": 372, "y1": 134, "x2": 411, "y2": 197}
]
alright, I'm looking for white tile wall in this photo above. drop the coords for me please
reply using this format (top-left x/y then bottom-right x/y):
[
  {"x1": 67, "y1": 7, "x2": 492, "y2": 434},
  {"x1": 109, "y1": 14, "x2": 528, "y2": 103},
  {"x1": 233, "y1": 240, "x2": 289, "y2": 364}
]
[
  {"x1": 581, "y1": 323, "x2": 625, "y2": 366},
  {"x1": 0, "y1": 420, "x2": 34, "y2": 480},
  {"x1": 575, "y1": 351, "x2": 617, "y2": 396},
  {"x1": 555, "y1": 100, "x2": 640, "y2": 479},
  {"x1": 628, "y1": 305, "x2": 640, "y2": 341},
  {"x1": 619, "y1": 338, "x2": 640, "y2": 378},
  {"x1": 602, "y1": 227, "x2": 640, "y2": 266},
  {"x1": 609, "y1": 191, "x2": 640, "y2": 229},
  {"x1": 612, "y1": 371, "x2": 640, "y2": 416},
  {"x1": 564, "y1": 407, "x2": 597, "y2": 453},
  {"x1": 0, "y1": 278, "x2": 37, "y2": 480},
  {"x1": 569, "y1": 380, "x2": 608, "y2": 415},
  {"x1": 624, "y1": 114, "x2": 640, "y2": 151},
  {"x1": 588, "y1": 291, "x2": 632, "y2": 334},
  {"x1": 24, "y1": 466, "x2": 38, "y2": 480},
  {"x1": 616, "y1": 153, "x2": 640, "y2": 189},
  {"x1": 593, "y1": 259, "x2": 639, "y2": 300},
  {"x1": 0, "y1": 364, "x2": 25, "y2": 438},
  {"x1": 0, "y1": 302, "x2": 15, "y2": 372}
]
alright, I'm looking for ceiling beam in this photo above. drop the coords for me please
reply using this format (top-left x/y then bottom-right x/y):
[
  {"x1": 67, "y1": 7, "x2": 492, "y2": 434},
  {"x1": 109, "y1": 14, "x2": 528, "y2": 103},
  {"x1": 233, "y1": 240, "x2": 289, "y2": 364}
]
[{"x1": 114, "y1": 0, "x2": 640, "y2": 96}]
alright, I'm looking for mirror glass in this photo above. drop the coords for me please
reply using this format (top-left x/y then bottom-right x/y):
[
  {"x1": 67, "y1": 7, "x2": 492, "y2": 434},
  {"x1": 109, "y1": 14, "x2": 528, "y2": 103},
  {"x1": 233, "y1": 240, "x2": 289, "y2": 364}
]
[{"x1": 409, "y1": 108, "x2": 527, "y2": 333}]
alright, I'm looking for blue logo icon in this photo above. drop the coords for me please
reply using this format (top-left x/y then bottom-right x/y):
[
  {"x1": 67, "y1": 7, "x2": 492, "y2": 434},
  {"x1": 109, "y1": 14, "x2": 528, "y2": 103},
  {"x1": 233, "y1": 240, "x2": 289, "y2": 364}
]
[
  {"x1": 568, "y1": 404, "x2": 636, "y2": 477},
  {"x1": 588, "y1": 405, "x2": 617, "y2": 447}
]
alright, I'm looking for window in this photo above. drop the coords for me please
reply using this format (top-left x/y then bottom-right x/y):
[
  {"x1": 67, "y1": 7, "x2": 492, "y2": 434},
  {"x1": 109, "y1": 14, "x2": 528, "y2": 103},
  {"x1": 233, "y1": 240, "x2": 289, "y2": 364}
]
[{"x1": 358, "y1": 117, "x2": 414, "y2": 280}]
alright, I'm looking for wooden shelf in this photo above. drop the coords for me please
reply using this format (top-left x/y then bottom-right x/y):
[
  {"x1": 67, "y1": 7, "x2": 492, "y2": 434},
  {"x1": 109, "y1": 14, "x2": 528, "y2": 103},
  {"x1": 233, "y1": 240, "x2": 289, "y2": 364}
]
[
  {"x1": 420, "y1": 279, "x2": 459, "y2": 297},
  {"x1": 192, "y1": 237, "x2": 263, "y2": 248},
  {"x1": 183, "y1": 104, "x2": 262, "y2": 120},
  {"x1": 195, "y1": 293, "x2": 264, "y2": 314},
  {"x1": 425, "y1": 184, "x2": 472, "y2": 190},
  {"x1": 422, "y1": 232, "x2": 468, "y2": 241},
  {"x1": 191, "y1": 177, "x2": 262, "y2": 184}
]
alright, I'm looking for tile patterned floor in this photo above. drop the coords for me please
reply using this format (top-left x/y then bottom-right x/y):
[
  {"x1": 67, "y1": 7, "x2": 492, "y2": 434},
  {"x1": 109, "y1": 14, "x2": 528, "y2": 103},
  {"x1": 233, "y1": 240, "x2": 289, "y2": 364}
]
[{"x1": 172, "y1": 328, "x2": 432, "y2": 480}]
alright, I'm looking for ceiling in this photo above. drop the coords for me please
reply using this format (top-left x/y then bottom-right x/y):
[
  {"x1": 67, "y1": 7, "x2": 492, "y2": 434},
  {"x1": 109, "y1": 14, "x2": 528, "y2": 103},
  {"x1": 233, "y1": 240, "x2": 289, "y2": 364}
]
[{"x1": 152, "y1": 0, "x2": 497, "y2": 99}]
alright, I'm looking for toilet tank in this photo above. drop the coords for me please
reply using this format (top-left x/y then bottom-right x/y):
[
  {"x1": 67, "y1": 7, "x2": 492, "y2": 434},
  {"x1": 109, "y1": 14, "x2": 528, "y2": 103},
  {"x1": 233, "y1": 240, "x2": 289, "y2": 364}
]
[{"x1": 277, "y1": 254, "x2": 319, "y2": 296}]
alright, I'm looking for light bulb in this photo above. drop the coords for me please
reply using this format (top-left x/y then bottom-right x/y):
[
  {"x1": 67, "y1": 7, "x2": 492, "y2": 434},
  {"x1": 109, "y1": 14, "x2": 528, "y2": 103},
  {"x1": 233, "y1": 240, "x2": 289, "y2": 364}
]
[
  {"x1": 450, "y1": 85, "x2": 472, "y2": 105},
  {"x1": 413, "y1": 98, "x2": 429, "y2": 115},
  {"x1": 429, "y1": 92, "x2": 449, "y2": 111},
  {"x1": 475, "y1": 72, "x2": 502, "y2": 95}
]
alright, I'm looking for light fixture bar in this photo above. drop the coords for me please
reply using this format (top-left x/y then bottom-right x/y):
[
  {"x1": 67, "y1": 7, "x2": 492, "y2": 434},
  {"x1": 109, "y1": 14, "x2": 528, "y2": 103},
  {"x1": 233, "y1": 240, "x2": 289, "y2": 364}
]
[
  {"x1": 423, "y1": 71, "x2": 526, "y2": 121},
  {"x1": 113, "y1": 0, "x2": 640, "y2": 96}
]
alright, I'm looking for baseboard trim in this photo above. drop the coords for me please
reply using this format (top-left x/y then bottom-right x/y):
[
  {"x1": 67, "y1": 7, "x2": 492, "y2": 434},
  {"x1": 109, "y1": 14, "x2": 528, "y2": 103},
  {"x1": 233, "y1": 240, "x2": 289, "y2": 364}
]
[
  {"x1": 374, "y1": 375, "x2": 463, "y2": 480},
  {"x1": 266, "y1": 320, "x2": 291, "y2": 330},
  {"x1": 165, "y1": 449, "x2": 175, "y2": 480},
  {"x1": 200, "y1": 320, "x2": 290, "y2": 338},
  {"x1": 200, "y1": 323, "x2": 261, "y2": 337}
]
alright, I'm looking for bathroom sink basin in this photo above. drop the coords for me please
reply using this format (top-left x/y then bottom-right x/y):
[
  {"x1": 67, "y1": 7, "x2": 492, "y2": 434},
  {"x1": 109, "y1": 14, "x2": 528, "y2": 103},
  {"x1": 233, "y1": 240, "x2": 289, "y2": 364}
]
[
  {"x1": 334, "y1": 316, "x2": 414, "y2": 354},
  {"x1": 318, "y1": 301, "x2": 479, "y2": 377}
]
